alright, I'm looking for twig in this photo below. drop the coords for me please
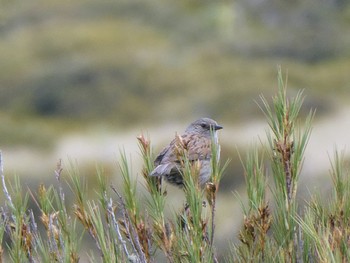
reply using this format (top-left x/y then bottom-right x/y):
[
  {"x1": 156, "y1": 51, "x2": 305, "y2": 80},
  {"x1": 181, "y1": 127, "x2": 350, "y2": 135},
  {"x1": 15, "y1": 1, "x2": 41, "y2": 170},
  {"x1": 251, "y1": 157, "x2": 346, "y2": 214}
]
[
  {"x1": 107, "y1": 197, "x2": 131, "y2": 259},
  {"x1": 29, "y1": 209, "x2": 39, "y2": 263},
  {"x1": 48, "y1": 214, "x2": 62, "y2": 263},
  {"x1": 0, "y1": 152, "x2": 13, "y2": 206},
  {"x1": 111, "y1": 185, "x2": 147, "y2": 263},
  {"x1": 209, "y1": 196, "x2": 219, "y2": 263},
  {"x1": 54, "y1": 159, "x2": 65, "y2": 205},
  {"x1": 210, "y1": 197, "x2": 216, "y2": 248},
  {"x1": 0, "y1": 151, "x2": 15, "y2": 222},
  {"x1": 296, "y1": 226, "x2": 303, "y2": 263},
  {"x1": 29, "y1": 210, "x2": 38, "y2": 235}
]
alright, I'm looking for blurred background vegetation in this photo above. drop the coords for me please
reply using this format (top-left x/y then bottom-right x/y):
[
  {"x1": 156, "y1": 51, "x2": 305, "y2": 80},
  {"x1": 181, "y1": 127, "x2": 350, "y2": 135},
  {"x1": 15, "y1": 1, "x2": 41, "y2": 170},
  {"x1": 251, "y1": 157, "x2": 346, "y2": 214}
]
[{"x1": 1, "y1": 0, "x2": 350, "y2": 258}]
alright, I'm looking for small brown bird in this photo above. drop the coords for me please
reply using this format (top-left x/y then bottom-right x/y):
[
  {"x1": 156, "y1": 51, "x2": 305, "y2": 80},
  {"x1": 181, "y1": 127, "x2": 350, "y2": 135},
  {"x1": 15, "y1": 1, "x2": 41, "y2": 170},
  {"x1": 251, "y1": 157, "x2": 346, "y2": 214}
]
[{"x1": 149, "y1": 118, "x2": 223, "y2": 187}]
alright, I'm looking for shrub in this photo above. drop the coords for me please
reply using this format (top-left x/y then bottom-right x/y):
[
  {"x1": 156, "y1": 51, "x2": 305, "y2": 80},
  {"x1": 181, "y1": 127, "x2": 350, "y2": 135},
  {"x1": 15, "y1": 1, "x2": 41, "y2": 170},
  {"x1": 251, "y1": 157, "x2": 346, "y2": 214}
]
[{"x1": 0, "y1": 68, "x2": 348, "y2": 262}]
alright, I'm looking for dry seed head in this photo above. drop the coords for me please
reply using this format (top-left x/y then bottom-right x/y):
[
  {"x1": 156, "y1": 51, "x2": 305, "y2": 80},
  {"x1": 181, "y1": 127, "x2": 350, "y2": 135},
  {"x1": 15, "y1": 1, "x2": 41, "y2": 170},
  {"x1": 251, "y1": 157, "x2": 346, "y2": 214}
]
[
  {"x1": 174, "y1": 133, "x2": 187, "y2": 162},
  {"x1": 137, "y1": 134, "x2": 150, "y2": 153},
  {"x1": 38, "y1": 184, "x2": 47, "y2": 199},
  {"x1": 73, "y1": 205, "x2": 96, "y2": 236},
  {"x1": 55, "y1": 159, "x2": 63, "y2": 180},
  {"x1": 136, "y1": 220, "x2": 151, "y2": 259},
  {"x1": 239, "y1": 215, "x2": 256, "y2": 246},
  {"x1": 205, "y1": 182, "x2": 216, "y2": 206},
  {"x1": 21, "y1": 222, "x2": 33, "y2": 254},
  {"x1": 164, "y1": 222, "x2": 175, "y2": 250},
  {"x1": 333, "y1": 226, "x2": 343, "y2": 247},
  {"x1": 258, "y1": 205, "x2": 272, "y2": 232},
  {"x1": 48, "y1": 224, "x2": 60, "y2": 244},
  {"x1": 118, "y1": 219, "x2": 130, "y2": 239},
  {"x1": 70, "y1": 252, "x2": 80, "y2": 263},
  {"x1": 40, "y1": 212, "x2": 49, "y2": 230}
]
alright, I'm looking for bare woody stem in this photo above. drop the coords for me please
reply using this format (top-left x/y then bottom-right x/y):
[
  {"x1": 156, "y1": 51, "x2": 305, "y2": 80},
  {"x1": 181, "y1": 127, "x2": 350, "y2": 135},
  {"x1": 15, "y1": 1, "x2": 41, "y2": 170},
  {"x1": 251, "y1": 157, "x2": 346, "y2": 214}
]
[
  {"x1": 276, "y1": 138, "x2": 294, "y2": 203},
  {"x1": 111, "y1": 185, "x2": 147, "y2": 263},
  {"x1": 0, "y1": 152, "x2": 16, "y2": 222}
]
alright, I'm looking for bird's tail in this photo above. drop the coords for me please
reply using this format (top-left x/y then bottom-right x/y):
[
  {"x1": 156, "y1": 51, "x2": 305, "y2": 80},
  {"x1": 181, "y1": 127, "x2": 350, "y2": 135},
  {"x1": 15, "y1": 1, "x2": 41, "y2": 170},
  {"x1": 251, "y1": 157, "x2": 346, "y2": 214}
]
[{"x1": 149, "y1": 163, "x2": 173, "y2": 177}]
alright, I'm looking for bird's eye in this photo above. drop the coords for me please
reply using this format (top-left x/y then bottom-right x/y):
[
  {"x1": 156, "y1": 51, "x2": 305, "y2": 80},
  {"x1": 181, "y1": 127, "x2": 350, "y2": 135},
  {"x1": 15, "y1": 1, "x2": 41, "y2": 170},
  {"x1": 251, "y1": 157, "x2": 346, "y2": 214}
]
[{"x1": 200, "y1": 123, "x2": 207, "y2": 128}]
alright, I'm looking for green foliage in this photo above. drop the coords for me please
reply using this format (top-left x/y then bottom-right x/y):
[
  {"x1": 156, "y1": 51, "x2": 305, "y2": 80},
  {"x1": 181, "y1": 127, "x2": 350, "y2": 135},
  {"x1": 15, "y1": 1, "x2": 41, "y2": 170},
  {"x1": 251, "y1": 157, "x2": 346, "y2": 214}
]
[
  {"x1": 1, "y1": 70, "x2": 350, "y2": 262},
  {"x1": 0, "y1": 126, "x2": 227, "y2": 262},
  {"x1": 229, "y1": 69, "x2": 350, "y2": 263},
  {"x1": 258, "y1": 68, "x2": 314, "y2": 261},
  {"x1": 0, "y1": 0, "x2": 349, "y2": 128}
]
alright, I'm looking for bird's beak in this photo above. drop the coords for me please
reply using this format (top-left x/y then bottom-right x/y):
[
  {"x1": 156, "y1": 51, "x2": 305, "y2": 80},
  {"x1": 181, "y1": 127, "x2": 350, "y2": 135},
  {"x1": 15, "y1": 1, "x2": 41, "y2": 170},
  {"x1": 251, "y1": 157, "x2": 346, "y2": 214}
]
[{"x1": 214, "y1": 124, "x2": 223, "y2": 130}]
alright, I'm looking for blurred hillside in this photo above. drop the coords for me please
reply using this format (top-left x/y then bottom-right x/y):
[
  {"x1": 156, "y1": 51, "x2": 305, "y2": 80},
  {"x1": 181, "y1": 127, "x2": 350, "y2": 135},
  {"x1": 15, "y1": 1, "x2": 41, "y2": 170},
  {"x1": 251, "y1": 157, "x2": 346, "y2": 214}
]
[{"x1": 1, "y1": 0, "x2": 350, "y2": 133}]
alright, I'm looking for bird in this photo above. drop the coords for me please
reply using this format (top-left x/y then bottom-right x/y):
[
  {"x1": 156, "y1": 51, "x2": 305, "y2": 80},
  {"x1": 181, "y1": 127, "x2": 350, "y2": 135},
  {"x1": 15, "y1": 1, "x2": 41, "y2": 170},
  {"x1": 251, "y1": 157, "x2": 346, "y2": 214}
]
[{"x1": 149, "y1": 118, "x2": 223, "y2": 187}]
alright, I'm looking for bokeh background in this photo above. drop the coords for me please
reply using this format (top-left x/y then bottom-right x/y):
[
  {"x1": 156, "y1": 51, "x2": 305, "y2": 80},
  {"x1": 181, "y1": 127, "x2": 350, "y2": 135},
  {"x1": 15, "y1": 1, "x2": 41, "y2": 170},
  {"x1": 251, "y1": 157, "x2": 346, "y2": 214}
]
[{"x1": 1, "y1": 0, "x2": 350, "y2": 258}]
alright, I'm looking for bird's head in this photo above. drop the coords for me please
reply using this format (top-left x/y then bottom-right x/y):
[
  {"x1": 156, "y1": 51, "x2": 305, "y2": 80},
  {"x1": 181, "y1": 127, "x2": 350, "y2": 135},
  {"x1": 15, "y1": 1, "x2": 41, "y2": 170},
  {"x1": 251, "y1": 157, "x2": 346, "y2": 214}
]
[{"x1": 186, "y1": 118, "x2": 223, "y2": 136}]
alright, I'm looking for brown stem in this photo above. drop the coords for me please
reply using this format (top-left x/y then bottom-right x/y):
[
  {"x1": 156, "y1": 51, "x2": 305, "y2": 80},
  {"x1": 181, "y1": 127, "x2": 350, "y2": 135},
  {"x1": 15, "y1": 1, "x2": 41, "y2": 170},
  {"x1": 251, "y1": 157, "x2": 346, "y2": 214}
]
[{"x1": 284, "y1": 158, "x2": 292, "y2": 203}]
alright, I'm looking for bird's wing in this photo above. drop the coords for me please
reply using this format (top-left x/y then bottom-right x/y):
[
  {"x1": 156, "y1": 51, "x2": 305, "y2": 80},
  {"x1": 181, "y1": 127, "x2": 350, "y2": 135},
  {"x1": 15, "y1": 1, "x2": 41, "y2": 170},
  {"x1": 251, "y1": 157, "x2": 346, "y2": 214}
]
[
  {"x1": 155, "y1": 134, "x2": 212, "y2": 163},
  {"x1": 154, "y1": 139, "x2": 177, "y2": 166},
  {"x1": 150, "y1": 133, "x2": 212, "y2": 177},
  {"x1": 150, "y1": 138, "x2": 179, "y2": 177}
]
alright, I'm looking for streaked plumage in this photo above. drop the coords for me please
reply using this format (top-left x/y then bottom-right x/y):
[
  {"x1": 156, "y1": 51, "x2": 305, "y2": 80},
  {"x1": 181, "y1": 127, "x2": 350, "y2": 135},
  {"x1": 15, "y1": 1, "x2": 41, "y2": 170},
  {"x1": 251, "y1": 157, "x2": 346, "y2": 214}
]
[{"x1": 149, "y1": 118, "x2": 223, "y2": 187}]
